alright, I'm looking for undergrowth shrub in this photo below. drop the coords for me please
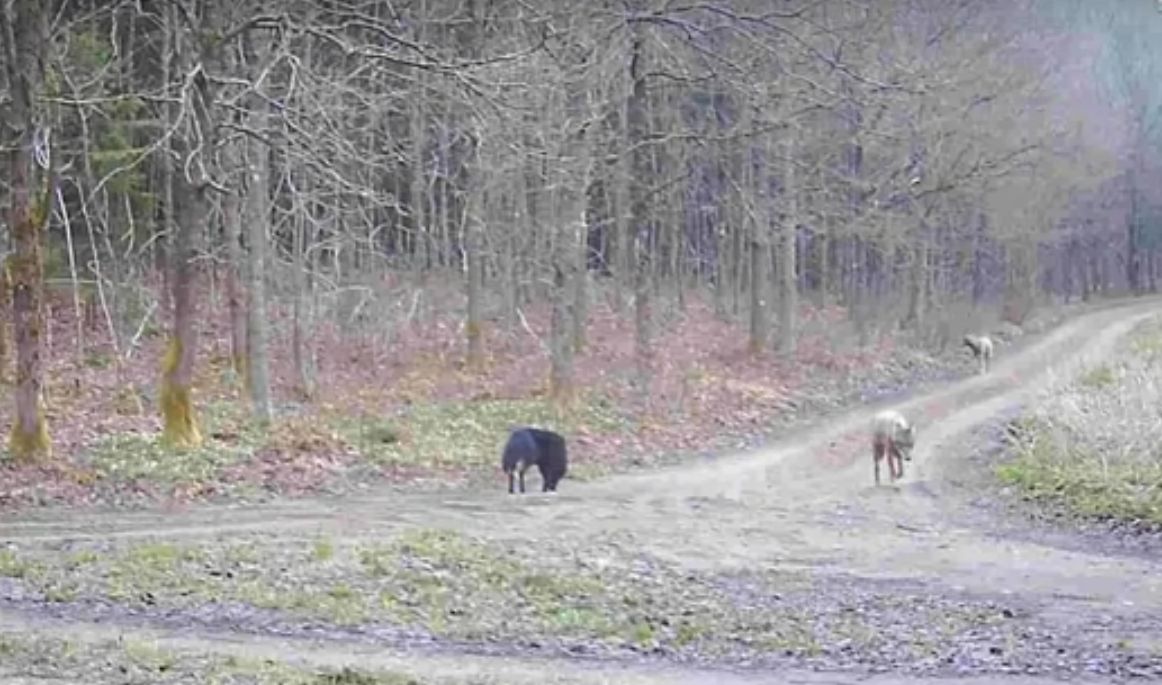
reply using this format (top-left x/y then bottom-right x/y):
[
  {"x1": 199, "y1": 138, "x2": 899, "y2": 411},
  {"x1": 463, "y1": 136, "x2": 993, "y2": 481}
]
[{"x1": 998, "y1": 319, "x2": 1162, "y2": 526}]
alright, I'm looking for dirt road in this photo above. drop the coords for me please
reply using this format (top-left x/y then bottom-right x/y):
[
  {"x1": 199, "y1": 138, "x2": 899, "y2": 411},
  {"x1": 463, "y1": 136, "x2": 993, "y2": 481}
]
[{"x1": 3, "y1": 298, "x2": 1162, "y2": 683}]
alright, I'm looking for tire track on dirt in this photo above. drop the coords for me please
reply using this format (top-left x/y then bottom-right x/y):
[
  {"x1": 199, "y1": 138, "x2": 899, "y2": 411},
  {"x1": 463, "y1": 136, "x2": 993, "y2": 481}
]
[{"x1": 0, "y1": 607, "x2": 1114, "y2": 685}]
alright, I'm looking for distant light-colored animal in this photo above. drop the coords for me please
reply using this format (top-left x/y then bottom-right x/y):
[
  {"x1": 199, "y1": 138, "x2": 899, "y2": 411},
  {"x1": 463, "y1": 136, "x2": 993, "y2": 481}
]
[
  {"x1": 871, "y1": 409, "x2": 916, "y2": 486},
  {"x1": 963, "y1": 334, "x2": 994, "y2": 375}
]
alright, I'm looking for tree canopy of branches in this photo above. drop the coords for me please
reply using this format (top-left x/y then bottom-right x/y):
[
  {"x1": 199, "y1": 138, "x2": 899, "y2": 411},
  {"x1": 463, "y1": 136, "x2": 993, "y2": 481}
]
[{"x1": 2, "y1": 0, "x2": 1160, "y2": 452}]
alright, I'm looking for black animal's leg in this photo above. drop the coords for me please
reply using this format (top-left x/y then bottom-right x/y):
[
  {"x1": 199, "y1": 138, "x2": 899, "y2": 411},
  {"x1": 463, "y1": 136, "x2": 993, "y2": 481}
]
[
  {"x1": 518, "y1": 465, "x2": 527, "y2": 494},
  {"x1": 536, "y1": 462, "x2": 550, "y2": 492},
  {"x1": 507, "y1": 471, "x2": 515, "y2": 494}
]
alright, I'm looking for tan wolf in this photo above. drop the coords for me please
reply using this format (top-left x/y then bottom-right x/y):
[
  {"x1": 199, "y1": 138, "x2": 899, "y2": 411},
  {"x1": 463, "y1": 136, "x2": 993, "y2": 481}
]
[
  {"x1": 871, "y1": 409, "x2": 916, "y2": 486},
  {"x1": 963, "y1": 334, "x2": 994, "y2": 375}
]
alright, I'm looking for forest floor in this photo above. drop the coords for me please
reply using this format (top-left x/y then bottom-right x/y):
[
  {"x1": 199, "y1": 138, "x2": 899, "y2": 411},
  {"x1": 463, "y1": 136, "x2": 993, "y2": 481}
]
[
  {"x1": 2, "y1": 293, "x2": 1162, "y2": 683},
  {"x1": 0, "y1": 286, "x2": 1103, "y2": 510}
]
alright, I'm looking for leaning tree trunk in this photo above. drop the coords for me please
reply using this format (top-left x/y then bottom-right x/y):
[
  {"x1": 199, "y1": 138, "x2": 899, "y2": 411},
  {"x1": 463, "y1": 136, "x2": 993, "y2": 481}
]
[{"x1": 2, "y1": 0, "x2": 52, "y2": 462}]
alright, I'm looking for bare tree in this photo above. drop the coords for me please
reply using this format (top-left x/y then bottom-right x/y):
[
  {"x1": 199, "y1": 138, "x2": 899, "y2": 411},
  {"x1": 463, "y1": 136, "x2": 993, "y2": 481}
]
[
  {"x1": 1, "y1": 0, "x2": 53, "y2": 462},
  {"x1": 160, "y1": 1, "x2": 223, "y2": 449},
  {"x1": 241, "y1": 21, "x2": 274, "y2": 422},
  {"x1": 626, "y1": 11, "x2": 653, "y2": 392},
  {"x1": 778, "y1": 134, "x2": 798, "y2": 355}
]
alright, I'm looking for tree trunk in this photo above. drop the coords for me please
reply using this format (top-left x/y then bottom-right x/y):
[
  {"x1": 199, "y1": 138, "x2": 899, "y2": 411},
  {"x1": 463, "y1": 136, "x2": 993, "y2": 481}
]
[
  {"x1": 572, "y1": 161, "x2": 595, "y2": 353},
  {"x1": 627, "y1": 18, "x2": 653, "y2": 393},
  {"x1": 1077, "y1": 240, "x2": 1091, "y2": 301},
  {"x1": 2, "y1": 0, "x2": 52, "y2": 461},
  {"x1": 0, "y1": 262, "x2": 9, "y2": 383},
  {"x1": 221, "y1": 137, "x2": 247, "y2": 385},
  {"x1": 408, "y1": 0, "x2": 427, "y2": 268},
  {"x1": 291, "y1": 171, "x2": 317, "y2": 401},
  {"x1": 158, "y1": 3, "x2": 176, "y2": 314},
  {"x1": 551, "y1": 48, "x2": 593, "y2": 404},
  {"x1": 465, "y1": 184, "x2": 485, "y2": 368},
  {"x1": 611, "y1": 117, "x2": 631, "y2": 316},
  {"x1": 815, "y1": 223, "x2": 830, "y2": 308},
  {"x1": 549, "y1": 247, "x2": 575, "y2": 405},
  {"x1": 1148, "y1": 250, "x2": 1158, "y2": 293},
  {"x1": 572, "y1": 248, "x2": 589, "y2": 354},
  {"x1": 731, "y1": 204, "x2": 744, "y2": 317},
  {"x1": 906, "y1": 225, "x2": 928, "y2": 331},
  {"x1": 749, "y1": 230, "x2": 770, "y2": 353},
  {"x1": 502, "y1": 177, "x2": 520, "y2": 327},
  {"x1": 777, "y1": 136, "x2": 797, "y2": 355},
  {"x1": 161, "y1": 170, "x2": 205, "y2": 449},
  {"x1": 460, "y1": 0, "x2": 485, "y2": 369},
  {"x1": 748, "y1": 133, "x2": 770, "y2": 354},
  {"x1": 243, "y1": 30, "x2": 273, "y2": 422},
  {"x1": 1127, "y1": 178, "x2": 1140, "y2": 294},
  {"x1": 160, "y1": 5, "x2": 217, "y2": 449}
]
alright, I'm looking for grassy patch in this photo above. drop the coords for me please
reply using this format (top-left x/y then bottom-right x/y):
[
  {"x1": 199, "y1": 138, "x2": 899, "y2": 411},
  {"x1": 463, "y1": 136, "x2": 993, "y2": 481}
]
[
  {"x1": 998, "y1": 318, "x2": 1162, "y2": 526},
  {"x1": 334, "y1": 394, "x2": 625, "y2": 473},
  {"x1": 85, "y1": 432, "x2": 248, "y2": 485},
  {"x1": 26, "y1": 391, "x2": 628, "y2": 498},
  {"x1": 0, "y1": 631, "x2": 433, "y2": 684},
  {"x1": 62, "y1": 401, "x2": 358, "y2": 503},
  {"x1": 0, "y1": 528, "x2": 1036, "y2": 662},
  {"x1": 79, "y1": 401, "x2": 265, "y2": 488}
]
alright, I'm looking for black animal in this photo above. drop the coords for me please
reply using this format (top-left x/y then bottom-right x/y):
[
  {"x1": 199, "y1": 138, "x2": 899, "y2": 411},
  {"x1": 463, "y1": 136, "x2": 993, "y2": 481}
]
[{"x1": 501, "y1": 427, "x2": 568, "y2": 494}]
